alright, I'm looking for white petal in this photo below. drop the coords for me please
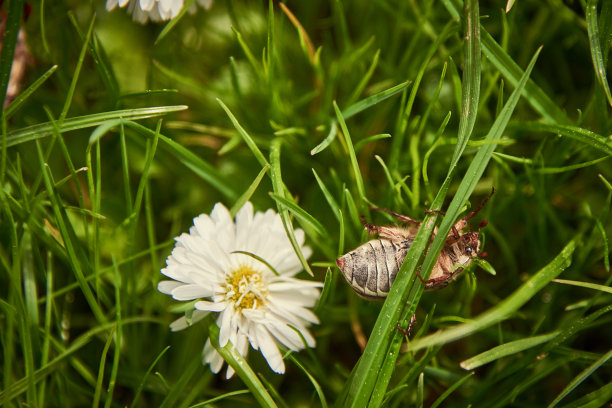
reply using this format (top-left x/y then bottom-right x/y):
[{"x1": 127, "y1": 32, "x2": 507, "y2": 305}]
[
  {"x1": 171, "y1": 284, "x2": 213, "y2": 300},
  {"x1": 193, "y1": 214, "x2": 214, "y2": 239},
  {"x1": 203, "y1": 338, "x2": 224, "y2": 373},
  {"x1": 256, "y1": 325, "x2": 285, "y2": 374},
  {"x1": 139, "y1": 0, "x2": 155, "y2": 11},
  {"x1": 195, "y1": 300, "x2": 227, "y2": 312},
  {"x1": 169, "y1": 310, "x2": 208, "y2": 331},
  {"x1": 218, "y1": 308, "x2": 234, "y2": 347},
  {"x1": 157, "y1": 280, "x2": 183, "y2": 294},
  {"x1": 106, "y1": 0, "x2": 119, "y2": 10},
  {"x1": 198, "y1": 0, "x2": 213, "y2": 9}
]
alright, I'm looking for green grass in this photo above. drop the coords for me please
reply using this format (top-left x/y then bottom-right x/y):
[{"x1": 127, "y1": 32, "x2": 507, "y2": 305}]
[{"x1": 1, "y1": 0, "x2": 612, "y2": 407}]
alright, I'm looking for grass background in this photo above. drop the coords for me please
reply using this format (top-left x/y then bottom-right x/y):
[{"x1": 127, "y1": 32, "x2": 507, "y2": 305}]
[{"x1": 1, "y1": 0, "x2": 611, "y2": 407}]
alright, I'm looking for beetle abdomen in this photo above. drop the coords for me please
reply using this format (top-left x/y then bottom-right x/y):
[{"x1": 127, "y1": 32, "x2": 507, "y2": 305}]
[{"x1": 336, "y1": 239, "x2": 409, "y2": 299}]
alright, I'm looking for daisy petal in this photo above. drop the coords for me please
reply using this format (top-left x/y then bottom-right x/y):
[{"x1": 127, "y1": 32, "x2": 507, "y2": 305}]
[
  {"x1": 171, "y1": 284, "x2": 214, "y2": 300},
  {"x1": 256, "y1": 325, "x2": 285, "y2": 374},
  {"x1": 195, "y1": 300, "x2": 226, "y2": 312}
]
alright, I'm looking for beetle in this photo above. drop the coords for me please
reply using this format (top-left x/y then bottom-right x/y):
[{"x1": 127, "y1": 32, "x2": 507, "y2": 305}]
[{"x1": 336, "y1": 189, "x2": 494, "y2": 299}]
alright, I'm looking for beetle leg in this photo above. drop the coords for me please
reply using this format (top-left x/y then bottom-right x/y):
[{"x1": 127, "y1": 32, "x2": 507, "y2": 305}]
[
  {"x1": 370, "y1": 207, "x2": 421, "y2": 226},
  {"x1": 361, "y1": 216, "x2": 411, "y2": 240},
  {"x1": 464, "y1": 187, "x2": 495, "y2": 222},
  {"x1": 397, "y1": 314, "x2": 417, "y2": 337},
  {"x1": 415, "y1": 268, "x2": 427, "y2": 284}
]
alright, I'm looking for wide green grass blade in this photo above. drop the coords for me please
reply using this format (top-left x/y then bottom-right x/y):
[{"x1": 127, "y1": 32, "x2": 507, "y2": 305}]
[
  {"x1": 511, "y1": 121, "x2": 612, "y2": 156},
  {"x1": 552, "y1": 279, "x2": 612, "y2": 294},
  {"x1": 460, "y1": 332, "x2": 560, "y2": 370},
  {"x1": 405, "y1": 240, "x2": 575, "y2": 352},
  {"x1": 586, "y1": 0, "x2": 612, "y2": 106},
  {"x1": 208, "y1": 324, "x2": 278, "y2": 408},
  {"x1": 4, "y1": 105, "x2": 188, "y2": 148},
  {"x1": 449, "y1": 0, "x2": 481, "y2": 170}
]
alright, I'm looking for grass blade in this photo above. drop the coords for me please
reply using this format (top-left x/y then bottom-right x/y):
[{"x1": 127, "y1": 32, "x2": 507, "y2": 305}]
[
  {"x1": 208, "y1": 324, "x2": 278, "y2": 408},
  {"x1": 269, "y1": 138, "x2": 313, "y2": 276},
  {"x1": 4, "y1": 105, "x2": 188, "y2": 148},
  {"x1": 4, "y1": 65, "x2": 58, "y2": 119},
  {"x1": 217, "y1": 98, "x2": 269, "y2": 168},
  {"x1": 547, "y1": 348, "x2": 612, "y2": 408},
  {"x1": 269, "y1": 193, "x2": 328, "y2": 238},
  {"x1": 333, "y1": 101, "x2": 366, "y2": 202},
  {"x1": 449, "y1": 0, "x2": 481, "y2": 170},
  {"x1": 460, "y1": 332, "x2": 559, "y2": 370},
  {"x1": 0, "y1": 0, "x2": 25, "y2": 109},
  {"x1": 551, "y1": 279, "x2": 612, "y2": 294},
  {"x1": 510, "y1": 121, "x2": 612, "y2": 156},
  {"x1": 310, "y1": 81, "x2": 409, "y2": 155},
  {"x1": 230, "y1": 164, "x2": 270, "y2": 216},
  {"x1": 586, "y1": 0, "x2": 612, "y2": 106},
  {"x1": 342, "y1": 46, "x2": 544, "y2": 407},
  {"x1": 124, "y1": 121, "x2": 236, "y2": 199},
  {"x1": 405, "y1": 240, "x2": 575, "y2": 352}
]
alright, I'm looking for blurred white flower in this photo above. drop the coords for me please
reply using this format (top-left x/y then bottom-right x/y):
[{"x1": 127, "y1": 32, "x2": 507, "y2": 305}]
[
  {"x1": 158, "y1": 202, "x2": 321, "y2": 378},
  {"x1": 106, "y1": 0, "x2": 213, "y2": 24}
]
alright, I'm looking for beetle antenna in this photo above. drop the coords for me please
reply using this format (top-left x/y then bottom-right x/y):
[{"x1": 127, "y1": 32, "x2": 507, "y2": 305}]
[{"x1": 465, "y1": 187, "x2": 495, "y2": 222}]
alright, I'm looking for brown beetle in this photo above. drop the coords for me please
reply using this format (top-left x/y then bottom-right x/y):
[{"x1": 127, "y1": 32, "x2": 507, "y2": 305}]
[{"x1": 336, "y1": 189, "x2": 494, "y2": 299}]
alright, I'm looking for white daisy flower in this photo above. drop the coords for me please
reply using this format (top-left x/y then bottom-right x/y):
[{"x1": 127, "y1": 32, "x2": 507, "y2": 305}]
[
  {"x1": 158, "y1": 202, "x2": 322, "y2": 378},
  {"x1": 106, "y1": 0, "x2": 213, "y2": 24}
]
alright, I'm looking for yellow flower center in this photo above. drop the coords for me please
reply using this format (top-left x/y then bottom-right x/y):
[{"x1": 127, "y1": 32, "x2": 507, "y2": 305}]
[{"x1": 225, "y1": 265, "x2": 268, "y2": 310}]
